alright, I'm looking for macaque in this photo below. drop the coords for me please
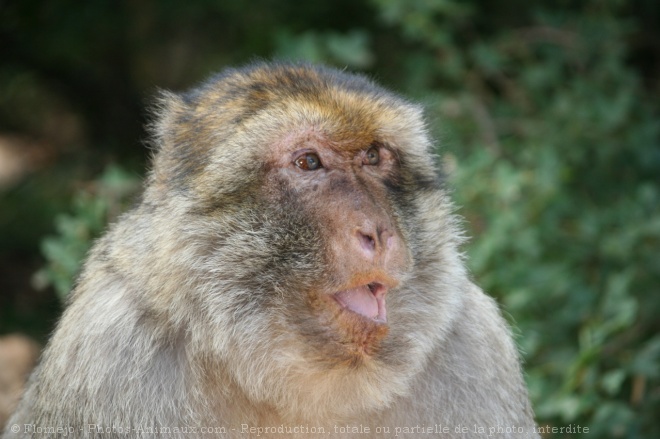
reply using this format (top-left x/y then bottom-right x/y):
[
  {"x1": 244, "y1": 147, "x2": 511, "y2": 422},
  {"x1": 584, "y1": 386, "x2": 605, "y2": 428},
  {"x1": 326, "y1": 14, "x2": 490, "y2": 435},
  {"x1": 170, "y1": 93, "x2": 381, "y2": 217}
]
[{"x1": 5, "y1": 63, "x2": 538, "y2": 438}]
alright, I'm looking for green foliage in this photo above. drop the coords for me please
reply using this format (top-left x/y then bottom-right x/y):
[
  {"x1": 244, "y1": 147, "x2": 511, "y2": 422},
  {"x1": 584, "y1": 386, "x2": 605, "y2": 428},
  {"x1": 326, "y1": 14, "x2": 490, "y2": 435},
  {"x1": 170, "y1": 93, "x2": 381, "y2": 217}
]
[
  {"x1": 32, "y1": 166, "x2": 139, "y2": 301},
  {"x1": 275, "y1": 29, "x2": 374, "y2": 68}
]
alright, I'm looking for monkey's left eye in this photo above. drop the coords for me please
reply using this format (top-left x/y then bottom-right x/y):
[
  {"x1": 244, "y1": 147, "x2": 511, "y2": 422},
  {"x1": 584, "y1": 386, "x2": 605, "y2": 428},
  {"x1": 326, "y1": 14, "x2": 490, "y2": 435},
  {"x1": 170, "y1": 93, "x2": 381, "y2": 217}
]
[
  {"x1": 295, "y1": 152, "x2": 323, "y2": 171},
  {"x1": 364, "y1": 146, "x2": 380, "y2": 166}
]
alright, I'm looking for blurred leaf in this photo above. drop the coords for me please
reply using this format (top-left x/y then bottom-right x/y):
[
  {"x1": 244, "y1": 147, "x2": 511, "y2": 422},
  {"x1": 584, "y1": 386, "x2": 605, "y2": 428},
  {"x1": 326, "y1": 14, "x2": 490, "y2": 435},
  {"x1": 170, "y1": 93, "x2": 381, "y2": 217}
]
[
  {"x1": 275, "y1": 29, "x2": 374, "y2": 68},
  {"x1": 32, "y1": 165, "x2": 139, "y2": 300}
]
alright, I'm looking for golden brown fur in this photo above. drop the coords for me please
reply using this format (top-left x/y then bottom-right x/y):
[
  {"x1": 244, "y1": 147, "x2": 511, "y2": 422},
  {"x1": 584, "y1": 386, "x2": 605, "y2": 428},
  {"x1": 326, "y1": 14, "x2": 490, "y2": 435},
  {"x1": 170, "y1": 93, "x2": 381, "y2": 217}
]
[{"x1": 4, "y1": 63, "x2": 538, "y2": 438}]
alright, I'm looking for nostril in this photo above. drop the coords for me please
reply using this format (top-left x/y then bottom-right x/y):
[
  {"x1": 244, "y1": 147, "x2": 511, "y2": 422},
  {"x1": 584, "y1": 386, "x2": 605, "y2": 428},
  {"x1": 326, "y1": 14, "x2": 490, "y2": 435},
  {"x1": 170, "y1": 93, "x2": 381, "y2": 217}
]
[{"x1": 358, "y1": 231, "x2": 376, "y2": 252}]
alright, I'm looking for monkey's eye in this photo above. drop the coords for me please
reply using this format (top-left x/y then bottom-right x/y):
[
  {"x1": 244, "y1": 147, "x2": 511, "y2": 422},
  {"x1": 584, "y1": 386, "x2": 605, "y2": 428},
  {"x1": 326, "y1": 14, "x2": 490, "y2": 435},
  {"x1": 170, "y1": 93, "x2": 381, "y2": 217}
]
[
  {"x1": 364, "y1": 145, "x2": 380, "y2": 166},
  {"x1": 294, "y1": 152, "x2": 322, "y2": 171}
]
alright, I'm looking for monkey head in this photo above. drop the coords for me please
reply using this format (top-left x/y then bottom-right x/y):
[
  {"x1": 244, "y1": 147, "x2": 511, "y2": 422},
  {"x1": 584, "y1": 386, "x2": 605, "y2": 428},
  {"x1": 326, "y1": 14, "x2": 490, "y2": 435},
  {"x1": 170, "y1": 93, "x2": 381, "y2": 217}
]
[{"x1": 144, "y1": 63, "x2": 466, "y2": 422}]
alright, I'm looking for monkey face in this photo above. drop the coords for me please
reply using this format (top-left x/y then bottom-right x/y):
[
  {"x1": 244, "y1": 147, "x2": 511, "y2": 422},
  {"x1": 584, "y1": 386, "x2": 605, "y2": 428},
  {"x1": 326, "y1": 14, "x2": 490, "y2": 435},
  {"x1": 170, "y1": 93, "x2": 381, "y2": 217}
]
[
  {"x1": 259, "y1": 127, "x2": 413, "y2": 362},
  {"x1": 151, "y1": 63, "x2": 464, "y2": 420}
]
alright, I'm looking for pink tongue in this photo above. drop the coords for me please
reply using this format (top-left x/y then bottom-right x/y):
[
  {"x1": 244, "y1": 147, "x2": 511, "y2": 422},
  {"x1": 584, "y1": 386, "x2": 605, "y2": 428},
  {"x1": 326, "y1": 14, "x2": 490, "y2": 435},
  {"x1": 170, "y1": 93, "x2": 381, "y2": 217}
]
[{"x1": 335, "y1": 287, "x2": 378, "y2": 319}]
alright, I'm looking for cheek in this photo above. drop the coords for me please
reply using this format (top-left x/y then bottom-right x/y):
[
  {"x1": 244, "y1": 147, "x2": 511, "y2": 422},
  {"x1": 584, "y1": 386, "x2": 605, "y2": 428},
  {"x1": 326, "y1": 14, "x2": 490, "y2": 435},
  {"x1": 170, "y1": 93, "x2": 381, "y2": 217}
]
[{"x1": 258, "y1": 193, "x2": 334, "y2": 288}]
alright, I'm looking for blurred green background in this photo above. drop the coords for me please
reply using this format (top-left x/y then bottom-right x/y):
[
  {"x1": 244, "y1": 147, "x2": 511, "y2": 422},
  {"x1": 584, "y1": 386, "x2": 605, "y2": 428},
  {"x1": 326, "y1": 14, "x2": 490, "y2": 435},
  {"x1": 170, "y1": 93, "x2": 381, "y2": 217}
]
[{"x1": 1, "y1": 0, "x2": 658, "y2": 437}]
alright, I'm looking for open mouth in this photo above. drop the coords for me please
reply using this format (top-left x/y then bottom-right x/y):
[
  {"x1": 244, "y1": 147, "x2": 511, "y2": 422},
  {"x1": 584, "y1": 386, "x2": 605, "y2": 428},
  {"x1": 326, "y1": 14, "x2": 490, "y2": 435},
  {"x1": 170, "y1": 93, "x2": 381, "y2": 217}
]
[{"x1": 332, "y1": 282, "x2": 387, "y2": 323}]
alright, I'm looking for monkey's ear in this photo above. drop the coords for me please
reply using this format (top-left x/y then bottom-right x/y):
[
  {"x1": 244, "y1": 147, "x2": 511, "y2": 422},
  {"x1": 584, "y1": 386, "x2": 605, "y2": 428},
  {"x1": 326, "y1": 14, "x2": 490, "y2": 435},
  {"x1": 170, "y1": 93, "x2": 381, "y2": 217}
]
[
  {"x1": 147, "y1": 90, "x2": 204, "y2": 189},
  {"x1": 149, "y1": 90, "x2": 190, "y2": 155}
]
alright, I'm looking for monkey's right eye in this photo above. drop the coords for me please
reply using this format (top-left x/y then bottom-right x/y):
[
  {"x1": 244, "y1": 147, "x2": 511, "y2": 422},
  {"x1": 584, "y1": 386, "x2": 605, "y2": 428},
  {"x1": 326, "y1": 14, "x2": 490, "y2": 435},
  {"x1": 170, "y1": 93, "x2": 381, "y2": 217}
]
[{"x1": 294, "y1": 153, "x2": 323, "y2": 171}]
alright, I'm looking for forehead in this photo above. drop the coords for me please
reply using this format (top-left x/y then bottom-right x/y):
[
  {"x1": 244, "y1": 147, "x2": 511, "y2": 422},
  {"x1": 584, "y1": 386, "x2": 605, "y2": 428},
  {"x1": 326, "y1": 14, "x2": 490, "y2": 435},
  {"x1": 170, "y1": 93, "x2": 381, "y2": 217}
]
[{"x1": 192, "y1": 64, "x2": 428, "y2": 153}]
